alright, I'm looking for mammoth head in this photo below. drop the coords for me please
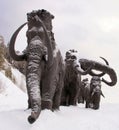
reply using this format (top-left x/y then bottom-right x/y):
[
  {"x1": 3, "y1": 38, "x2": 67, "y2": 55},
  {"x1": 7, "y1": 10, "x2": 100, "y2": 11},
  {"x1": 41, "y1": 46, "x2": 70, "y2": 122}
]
[
  {"x1": 27, "y1": 9, "x2": 54, "y2": 31},
  {"x1": 91, "y1": 76, "x2": 105, "y2": 98},
  {"x1": 9, "y1": 9, "x2": 54, "y2": 68},
  {"x1": 82, "y1": 78, "x2": 89, "y2": 86},
  {"x1": 65, "y1": 49, "x2": 93, "y2": 75},
  {"x1": 90, "y1": 76, "x2": 101, "y2": 86}
]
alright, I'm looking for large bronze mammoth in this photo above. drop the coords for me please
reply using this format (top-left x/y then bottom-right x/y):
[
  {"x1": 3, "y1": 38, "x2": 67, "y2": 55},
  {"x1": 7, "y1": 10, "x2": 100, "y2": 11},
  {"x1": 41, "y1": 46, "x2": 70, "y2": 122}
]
[
  {"x1": 9, "y1": 9, "x2": 65, "y2": 124},
  {"x1": 61, "y1": 49, "x2": 117, "y2": 106}
]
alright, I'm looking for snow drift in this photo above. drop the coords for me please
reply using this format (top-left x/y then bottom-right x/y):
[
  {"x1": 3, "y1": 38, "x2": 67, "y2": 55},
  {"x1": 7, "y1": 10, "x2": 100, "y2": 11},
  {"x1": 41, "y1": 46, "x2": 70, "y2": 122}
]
[{"x1": 0, "y1": 70, "x2": 119, "y2": 130}]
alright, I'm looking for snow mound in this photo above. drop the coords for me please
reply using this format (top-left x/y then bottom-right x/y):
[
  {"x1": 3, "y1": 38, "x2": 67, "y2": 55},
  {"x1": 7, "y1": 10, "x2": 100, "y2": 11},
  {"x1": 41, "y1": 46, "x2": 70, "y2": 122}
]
[
  {"x1": 0, "y1": 72, "x2": 27, "y2": 111},
  {"x1": 0, "y1": 69, "x2": 119, "y2": 130}
]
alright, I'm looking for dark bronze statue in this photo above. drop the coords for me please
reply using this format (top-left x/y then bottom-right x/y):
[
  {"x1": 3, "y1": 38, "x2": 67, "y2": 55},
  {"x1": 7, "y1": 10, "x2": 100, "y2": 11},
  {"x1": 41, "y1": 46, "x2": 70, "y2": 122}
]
[
  {"x1": 61, "y1": 49, "x2": 117, "y2": 106},
  {"x1": 82, "y1": 76, "x2": 105, "y2": 109},
  {"x1": 9, "y1": 9, "x2": 117, "y2": 123},
  {"x1": 61, "y1": 50, "x2": 93, "y2": 106},
  {"x1": 78, "y1": 78, "x2": 89, "y2": 103},
  {"x1": 9, "y1": 9, "x2": 64, "y2": 124},
  {"x1": 90, "y1": 76, "x2": 105, "y2": 109}
]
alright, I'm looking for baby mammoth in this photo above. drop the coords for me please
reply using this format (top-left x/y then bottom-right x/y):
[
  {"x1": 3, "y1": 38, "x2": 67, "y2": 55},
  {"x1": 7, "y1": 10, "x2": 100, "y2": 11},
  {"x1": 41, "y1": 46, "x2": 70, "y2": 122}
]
[
  {"x1": 78, "y1": 78, "x2": 89, "y2": 104},
  {"x1": 83, "y1": 76, "x2": 105, "y2": 109}
]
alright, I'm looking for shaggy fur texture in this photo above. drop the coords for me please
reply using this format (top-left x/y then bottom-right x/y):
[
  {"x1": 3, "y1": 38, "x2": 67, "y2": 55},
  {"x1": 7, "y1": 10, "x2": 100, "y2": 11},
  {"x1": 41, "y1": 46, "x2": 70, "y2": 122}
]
[
  {"x1": 82, "y1": 76, "x2": 103, "y2": 109},
  {"x1": 26, "y1": 10, "x2": 65, "y2": 123},
  {"x1": 61, "y1": 50, "x2": 81, "y2": 106}
]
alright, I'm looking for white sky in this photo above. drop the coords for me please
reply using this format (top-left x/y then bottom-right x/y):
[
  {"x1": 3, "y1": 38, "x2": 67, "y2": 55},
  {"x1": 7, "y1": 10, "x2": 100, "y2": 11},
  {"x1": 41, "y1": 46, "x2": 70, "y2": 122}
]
[{"x1": 0, "y1": 0, "x2": 119, "y2": 85}]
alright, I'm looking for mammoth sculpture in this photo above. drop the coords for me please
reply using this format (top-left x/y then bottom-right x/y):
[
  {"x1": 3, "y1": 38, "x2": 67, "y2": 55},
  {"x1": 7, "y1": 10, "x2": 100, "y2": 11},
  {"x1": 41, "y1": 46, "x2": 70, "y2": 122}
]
[
  {"x1": 89, "y1": 76, "x2": 105, "y2": 109},
  {"x1": 82, "y1": 76, "x2": 105, "y2": 109},
  {"x1": 78, "y1": 78, "x2": 89, "y2": 104},
  {"x1": 61, "y1": 49, "x2": 93, "y2": 106},
  {"x1": 9, "y1": 9, "x2": 117, "y2": 123},
  {"x1": 61, "y1": 49, "x2": 117, "y2": 106},
  {"x1": 9, "y1": 9, "x2": 64, "y2": 124}
]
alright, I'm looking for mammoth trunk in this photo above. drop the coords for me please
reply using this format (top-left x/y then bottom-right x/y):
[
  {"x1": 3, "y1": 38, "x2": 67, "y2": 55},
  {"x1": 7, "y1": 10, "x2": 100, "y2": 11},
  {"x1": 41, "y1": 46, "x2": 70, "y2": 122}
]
[{"x1": 26, "y1": 38, "x2": 45, "y2": 123}]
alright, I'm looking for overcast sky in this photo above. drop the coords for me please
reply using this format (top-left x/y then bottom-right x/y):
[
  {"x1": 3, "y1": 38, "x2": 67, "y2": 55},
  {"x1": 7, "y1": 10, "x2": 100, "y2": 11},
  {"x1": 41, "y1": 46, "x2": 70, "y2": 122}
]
[{"x1": 0, "y1": 0, "x2": 119, "y2": 82}]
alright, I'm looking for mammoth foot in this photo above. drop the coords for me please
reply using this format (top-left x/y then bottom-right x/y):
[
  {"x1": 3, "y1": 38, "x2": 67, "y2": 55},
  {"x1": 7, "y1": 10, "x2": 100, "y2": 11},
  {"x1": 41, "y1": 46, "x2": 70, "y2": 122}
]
[
  {"x1": 92, "y1": 105, "x2": 100, "y2": 110},
  {"x1": 89, "y1": 103, "x2": 100, "y2": 110}
]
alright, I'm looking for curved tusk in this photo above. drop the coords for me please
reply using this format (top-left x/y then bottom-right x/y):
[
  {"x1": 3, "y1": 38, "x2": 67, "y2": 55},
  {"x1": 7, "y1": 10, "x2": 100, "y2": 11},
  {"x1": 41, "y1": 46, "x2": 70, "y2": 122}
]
[
  {"x1": 89, "y1": 57, "x2": 109, "y2": 77},
  {"x1": 34, "y1": 15, "x2": 53, "y2": 68},
  {"x1": 76, "y1": 64, "x2": 93, "y2": 75},
  {"x1": 101, "y1": 67, "x2": 117, "y2": 86},
  {"x1": 9, "y1": 22, "x2": 27, "y2": 61}
]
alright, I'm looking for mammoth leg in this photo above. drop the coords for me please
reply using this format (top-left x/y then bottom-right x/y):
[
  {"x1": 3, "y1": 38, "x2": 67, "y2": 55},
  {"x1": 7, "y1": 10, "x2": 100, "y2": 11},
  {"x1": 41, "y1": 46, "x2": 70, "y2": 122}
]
[
  {"x1": 85, "y1": 101, "x2": 90, "y2": 108},
  {"x1": 41, "y1": 69, "x2": 54, "y2": 110},
  {"x1": 91, "y1": 93, "x2": 101, "y2": 110},
  {"x1": 85, "y1": 97, "x2": 91, "y2": 108},
  {"x1": 69, "y1": 89, "x2": 77, "y2": 105},
  {"x1": 52, "y1": 88, "x2": 62, "y2": 110},
  {"x1": 84, "y1": 85, "x2": 91, "y2": 108},
  {"x1": 60, "y1": 89, "x2": 68, "y2": 106},
  {"x1": 53, "y1": 68, "x2": 64, "y2": 110},
  {"x1": 78, "y1": 95, "x2": 85, "y2": 103},
  {"x1": 78, "y1": 87, "x2": 85, "y2": 104}
]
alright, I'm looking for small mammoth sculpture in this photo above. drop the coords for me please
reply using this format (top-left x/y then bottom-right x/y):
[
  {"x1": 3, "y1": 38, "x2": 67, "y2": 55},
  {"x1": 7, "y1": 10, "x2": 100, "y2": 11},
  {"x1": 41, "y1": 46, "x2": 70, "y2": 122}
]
[
  {"x1": 90, "y1": 76, "x2": 105, "y2": 109},
  {"x1": 78, "y1": 78, "x2": 89, "y2": 104},
  {"x1": 61, "y1": 49, "x2": 117, "y2": 107},
  {"x1": 82, "y1": 76, "x2": 105, "y2": 109}
]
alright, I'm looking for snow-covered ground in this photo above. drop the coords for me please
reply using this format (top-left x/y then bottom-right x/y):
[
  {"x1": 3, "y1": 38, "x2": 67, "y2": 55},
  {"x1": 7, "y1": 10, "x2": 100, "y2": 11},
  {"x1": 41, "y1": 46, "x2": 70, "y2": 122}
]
[{"x1": 0, "y1": 71, "x2": 119, "y2": 130}]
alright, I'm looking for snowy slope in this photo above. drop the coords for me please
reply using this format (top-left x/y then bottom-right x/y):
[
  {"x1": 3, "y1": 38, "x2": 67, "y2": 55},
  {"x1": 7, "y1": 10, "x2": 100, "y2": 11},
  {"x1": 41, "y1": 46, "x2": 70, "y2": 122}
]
[
  {"x1": 0, "y1": 71, "x2": 119, "y2": 130},
  {"x1": 11, "y1": 68, "x2": 26, "y2": 92},
  {"x1": 0, "y1": 72, "x2": 27, "y2": 111}
]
